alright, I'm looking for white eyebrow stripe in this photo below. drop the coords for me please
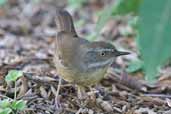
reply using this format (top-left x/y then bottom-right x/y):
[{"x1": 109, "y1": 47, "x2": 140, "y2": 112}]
[{"x1": 88, "y1": 48, "x2": 114, "y2": 52}]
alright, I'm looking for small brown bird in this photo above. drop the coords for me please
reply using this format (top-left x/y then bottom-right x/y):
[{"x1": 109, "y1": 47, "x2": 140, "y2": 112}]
[{"x1": 54, "y1": 9, "x2": 129, "y2": 98}]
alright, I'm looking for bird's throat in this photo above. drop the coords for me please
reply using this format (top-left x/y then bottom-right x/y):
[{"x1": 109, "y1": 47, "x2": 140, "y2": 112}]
[{"x1": 87, "y1": 59, "x2": 113, "y2": 70}]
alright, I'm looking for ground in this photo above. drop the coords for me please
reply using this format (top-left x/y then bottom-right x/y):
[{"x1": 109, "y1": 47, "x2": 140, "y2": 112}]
[{"x1": 0, "y1": 0, "x2": 171, "y2": 114}]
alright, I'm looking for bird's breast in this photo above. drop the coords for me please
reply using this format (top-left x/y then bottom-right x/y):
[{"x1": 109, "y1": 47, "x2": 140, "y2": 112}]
[{"x1": 56, "y1": 65, "x2": 108, "y2": 87}]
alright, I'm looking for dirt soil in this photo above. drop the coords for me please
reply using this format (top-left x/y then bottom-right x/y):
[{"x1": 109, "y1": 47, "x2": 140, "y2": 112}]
[{"x1": 0, "y1": 0, "x2": 171, "y2": 114}]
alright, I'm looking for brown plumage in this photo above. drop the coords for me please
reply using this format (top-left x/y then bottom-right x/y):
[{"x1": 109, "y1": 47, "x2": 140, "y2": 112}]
[
  {"x1": 54, "y1": 9, "x2": 129, "y2": 87},
  {"x1": 56, "y1": 10, "x2": 77, "y2": 36}
]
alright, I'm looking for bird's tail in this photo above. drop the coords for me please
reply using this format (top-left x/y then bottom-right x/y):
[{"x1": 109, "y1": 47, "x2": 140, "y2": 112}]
[{"x1": 56, "y1": 9, "x2": 77, "y2": 36}]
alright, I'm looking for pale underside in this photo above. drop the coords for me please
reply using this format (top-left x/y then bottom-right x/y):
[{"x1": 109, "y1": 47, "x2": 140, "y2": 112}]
[{"x1": 55, "y1": 65, "x2": 108, "y2": 86}]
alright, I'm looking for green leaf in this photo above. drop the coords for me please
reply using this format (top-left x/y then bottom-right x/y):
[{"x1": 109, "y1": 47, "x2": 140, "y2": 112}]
[
  {"x1": 96, "y1": 0, "x2": 142, "y2": 33},
  {"x1": 112, "y1": 0, "x2": 141, "y2": 15},
  {"x1": 68, "y1": 0, "x2": 86, "y2": 10},
  {"x1": 75, "y1": 20, "x2": 85, "y2": 28},
  {"x1": 96, "y1": 4, "x2": 115, "y2": 33},
  {"x1": 5, "y1": 70, "x2": 23, "y2": 82},
  {"x1": 138, "y1": 0, "x2": 171, "y2": 81},
  {"x1": 0, "y1": 0, "x2": 6, "y2": 6},
  {"x1": 86, "y1": 32, "x2": 98, "y2": 41},
  {"x1": 0, "y1": 108, "x2": 12, "y2": 114},
  {"x1": 0, "y1": 99, "x2": 10, "y2": 108},
  {"x1": 11, "y1": 100, "x2": 26, "y2": 110},
  {"x1": 126, "y1": 59, "x2": 143, "y2": 73}
]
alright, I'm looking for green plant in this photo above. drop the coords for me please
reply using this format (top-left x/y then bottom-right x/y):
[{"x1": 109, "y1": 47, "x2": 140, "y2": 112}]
[
  {"x1": 0, "y1": 107, "x2": 12, "y2": 114},
  {"x1": 138, "y1": 0, "x2": 171, "y2": 81},
  {"x1": 96, "y1": 0, "x2": 171, "y2": 81},
  {"x1": 126, "y1": 59, "x2": 143, "y2": 73},
  {"x1": 67, "y1": 0, "x2": 86, "y2": 10},
  {"x1": 0, "y1": 99, "x2": 26, "y2": 114},
  {"x1": 5, "y1": 70, "x2": 23, "y2": 100},
  {"x1": 0, "y1": 70, "x2": 26, "y2": 114},
  {"x1": 96, "y1": 0, "x2": 141, "y2": 33},
  {"x1": 0, "y1": 0, "x2": 6, "y2": 6}
]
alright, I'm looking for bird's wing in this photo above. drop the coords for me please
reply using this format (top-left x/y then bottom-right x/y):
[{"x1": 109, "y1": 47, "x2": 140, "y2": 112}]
[{"x1": 54, "y1": 32, "x2": 88, "y2": 69}]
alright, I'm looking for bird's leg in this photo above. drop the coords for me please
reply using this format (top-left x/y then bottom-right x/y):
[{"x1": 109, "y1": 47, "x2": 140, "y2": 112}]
[
  {"x1": 77, "y1": 85, "x2": 87, "y2": 100},
  {"x1": 77, "y1": 85, "x2": 89, "y2": 107},
  {"x1": 55, "y1": 77, "x2": 62, "y2": 110},
  {"x1": 88, "y1": 87, "x2": 99, "y2": 99}
]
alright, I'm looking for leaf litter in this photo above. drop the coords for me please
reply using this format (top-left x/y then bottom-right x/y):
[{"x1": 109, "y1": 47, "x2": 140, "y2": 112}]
[{"x1": 0, "y1": 0, "x2": 171, "y2": 114}]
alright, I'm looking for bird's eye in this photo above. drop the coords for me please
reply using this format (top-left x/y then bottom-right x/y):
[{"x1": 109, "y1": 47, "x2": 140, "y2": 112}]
[{"x1": 101, "y1": 52, "x2": 105, "y2": 56}]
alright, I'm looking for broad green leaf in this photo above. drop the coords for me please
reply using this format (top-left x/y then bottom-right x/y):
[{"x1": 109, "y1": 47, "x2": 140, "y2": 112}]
[
  {"x1": 0, "y1": 99, "x2": 10, "y2": 108},
  {"x1": 96, "y1": 0, "x2": 141, "y2": 33},
  {"x1": 5, "y1": 70, "x2": 23, "y2": 82},
  {"x1": 138, "y1": 0, "x2": 171, "y2": 81},
  {"x1": 0, "y1": 108, "x2": 12, "y2": 114},
  {"x1": 0, "y1": 0, "x2": 6, "y2": 6},
  {"x1": 11, "y1": 100, "x2": 26, "y2": 110},
  {"x1": 126, "y1": 59, "x2": 143, "y2": 73}
]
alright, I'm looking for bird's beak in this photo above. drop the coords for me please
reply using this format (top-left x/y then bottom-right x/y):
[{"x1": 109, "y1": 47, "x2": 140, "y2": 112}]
[{"x1": 115, "y1": 50, "x2": 130, "y2": 56}]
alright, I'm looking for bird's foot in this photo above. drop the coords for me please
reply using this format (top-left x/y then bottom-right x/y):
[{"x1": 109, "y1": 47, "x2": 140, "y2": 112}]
[
  {"x1": 77, "y1": 93, "x2": 88, "y2": 107},
  {"x1": 77, "y1": 86, "x2": 89, "y2": 107}
]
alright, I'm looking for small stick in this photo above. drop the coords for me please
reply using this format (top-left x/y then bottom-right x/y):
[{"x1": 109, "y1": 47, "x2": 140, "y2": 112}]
[{"x1": 143, "y1": 94, "x2": 171, "y2": 98}]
